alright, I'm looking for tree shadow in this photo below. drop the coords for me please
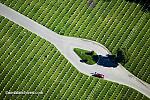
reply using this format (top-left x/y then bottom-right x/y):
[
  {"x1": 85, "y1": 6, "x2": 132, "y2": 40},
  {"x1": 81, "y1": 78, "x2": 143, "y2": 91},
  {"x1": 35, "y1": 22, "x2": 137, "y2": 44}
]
[
  {"x1": 79, "y1": 48, "x2": 128, "y2": 68},
  {"x1": 101, "y1": 0, "x2": 150, "y2": 12},
  {"x1": 93, "y1": 55, "x2": 118, "y2": 68},
  {"x1": 91, "y1": 48, "x2": 128, "y2": 68},
  {"x1": 125, "y1": 0, "x2": 150, "y2": 12}
]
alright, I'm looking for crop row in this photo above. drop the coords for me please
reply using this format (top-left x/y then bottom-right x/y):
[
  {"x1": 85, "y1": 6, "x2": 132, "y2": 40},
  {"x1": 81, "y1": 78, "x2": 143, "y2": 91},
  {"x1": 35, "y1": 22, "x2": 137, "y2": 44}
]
[
  {"x1": 0, "y1": 0, "x2": 149, "y2": 99},
  {"x1": 0, "y1": 19, "x2": 107, "y2": 100}
]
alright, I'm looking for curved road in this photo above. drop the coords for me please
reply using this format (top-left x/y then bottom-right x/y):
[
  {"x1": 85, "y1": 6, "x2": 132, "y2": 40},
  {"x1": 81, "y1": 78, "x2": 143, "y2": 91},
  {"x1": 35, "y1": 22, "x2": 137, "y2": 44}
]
[{"x1": 0, "y1": 3, "x2": 150, "y2": 98}]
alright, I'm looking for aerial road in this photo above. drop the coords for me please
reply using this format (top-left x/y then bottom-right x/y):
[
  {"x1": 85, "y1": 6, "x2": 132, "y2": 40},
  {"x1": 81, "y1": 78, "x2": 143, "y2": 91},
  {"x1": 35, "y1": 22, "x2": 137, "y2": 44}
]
[{"x1": 0, "y1": 3, "x2": 150, "y2": 98}]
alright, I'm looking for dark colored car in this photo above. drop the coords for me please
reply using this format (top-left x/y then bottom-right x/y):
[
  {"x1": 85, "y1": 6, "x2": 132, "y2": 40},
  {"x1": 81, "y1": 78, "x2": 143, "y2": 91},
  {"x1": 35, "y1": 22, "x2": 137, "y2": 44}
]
[{"x1": 92, "y1": 72, "x2": 104, "y2": 78}]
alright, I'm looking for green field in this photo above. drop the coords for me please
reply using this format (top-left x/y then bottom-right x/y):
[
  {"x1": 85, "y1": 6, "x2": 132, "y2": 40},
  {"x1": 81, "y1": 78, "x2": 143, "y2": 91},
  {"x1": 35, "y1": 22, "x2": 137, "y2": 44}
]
[{"x1": 0, "y1": 0, "x2": 150, "y2": 99}]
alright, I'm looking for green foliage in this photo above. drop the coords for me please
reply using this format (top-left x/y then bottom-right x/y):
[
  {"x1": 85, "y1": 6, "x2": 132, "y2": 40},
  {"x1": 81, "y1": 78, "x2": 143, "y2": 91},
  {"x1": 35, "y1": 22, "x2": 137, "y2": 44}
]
[
  {"x1": 115, "y1": 48, "x2": 130, "y2": 65},
  {"x1": 73, "y1": 48, "x2": 97, "y2": 65}
]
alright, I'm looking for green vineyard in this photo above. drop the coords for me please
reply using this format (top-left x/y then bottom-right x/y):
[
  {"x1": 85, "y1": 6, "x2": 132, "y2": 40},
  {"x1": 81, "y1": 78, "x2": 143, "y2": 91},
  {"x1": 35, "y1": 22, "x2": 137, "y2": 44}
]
[{"x1": 0, "y1": 0, "x2": 150, "y2": 99}]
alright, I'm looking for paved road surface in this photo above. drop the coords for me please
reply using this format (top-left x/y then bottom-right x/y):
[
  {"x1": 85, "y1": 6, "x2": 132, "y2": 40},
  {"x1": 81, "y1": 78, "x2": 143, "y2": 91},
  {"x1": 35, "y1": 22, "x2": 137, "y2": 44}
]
[{"x1": 0, "y1": 3, "x2": 150, "y2": 98}]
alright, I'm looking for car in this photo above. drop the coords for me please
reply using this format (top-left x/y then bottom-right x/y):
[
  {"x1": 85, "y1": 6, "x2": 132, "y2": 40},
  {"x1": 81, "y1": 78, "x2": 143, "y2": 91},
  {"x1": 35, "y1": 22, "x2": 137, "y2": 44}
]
[{"x1": 92, "y1": 72, "x2": 104, "y2": 78}]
